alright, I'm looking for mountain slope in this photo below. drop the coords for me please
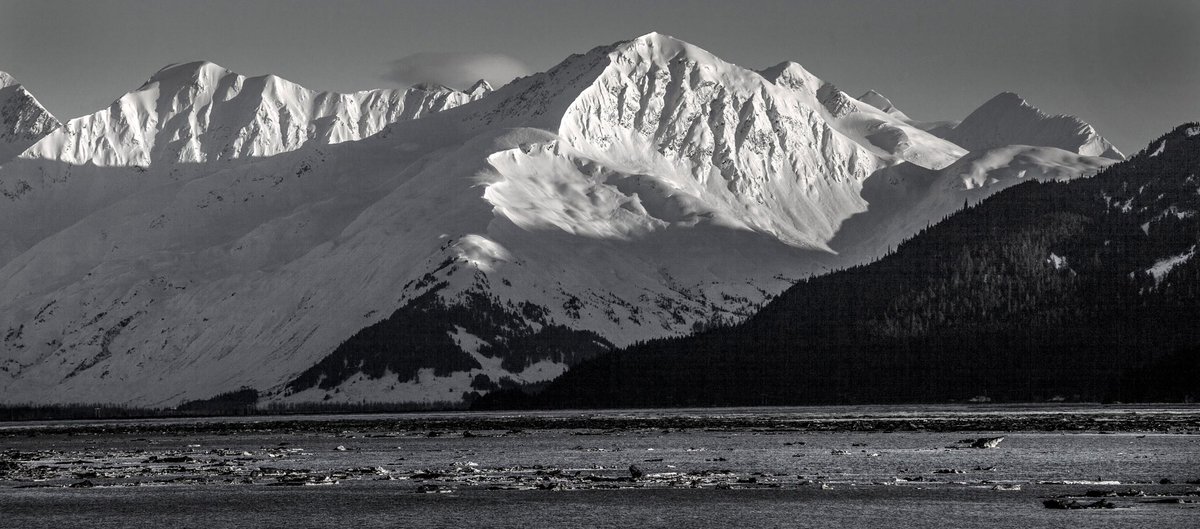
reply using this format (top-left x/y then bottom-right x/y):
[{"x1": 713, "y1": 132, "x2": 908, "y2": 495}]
[
  {"x1": 512, "y1": 123, "x2": 1200, "y2": 408},
  {"x1": 0, "y1": 72, "x2": 60, "y2": 164},
  {"x1": 0, "y1": 33, "x2": 1124, "y2": 406}
]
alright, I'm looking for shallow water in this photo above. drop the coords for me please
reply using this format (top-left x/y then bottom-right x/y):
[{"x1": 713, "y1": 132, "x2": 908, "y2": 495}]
[
  {"x1": 5, "y1": 485, "x2": 1198, "y2": 529},
  {"x1": 1, "y1": 406, "x2": 1197, "y2": 528}
]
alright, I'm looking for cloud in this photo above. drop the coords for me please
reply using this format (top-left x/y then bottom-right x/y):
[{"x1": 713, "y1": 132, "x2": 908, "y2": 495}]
[{"x1": 383, "y1": 52, "x2": 531, "y2": 91}]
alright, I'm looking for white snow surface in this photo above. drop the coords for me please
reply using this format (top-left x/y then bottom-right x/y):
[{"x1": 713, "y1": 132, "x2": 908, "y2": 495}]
[{"x1": 0, "y1": 33, "x2": 1122, "y2": 405}]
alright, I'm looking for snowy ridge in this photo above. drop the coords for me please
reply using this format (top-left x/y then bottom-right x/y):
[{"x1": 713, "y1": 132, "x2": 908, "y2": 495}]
[
  {"x1": 0, "y1": 71, "x2": 60, "y2": 164},
  {"x1": 0, "y1": 33, "x2": 1125, "y2": 406},
  {"x1": 21, "y1": 61, "x2": 490, "y2": 167}
]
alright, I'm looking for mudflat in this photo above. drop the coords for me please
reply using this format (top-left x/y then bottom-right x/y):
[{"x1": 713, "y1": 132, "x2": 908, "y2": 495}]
[{"x1": 1, "y1": 406, "x2": 1197, "y2": 528}]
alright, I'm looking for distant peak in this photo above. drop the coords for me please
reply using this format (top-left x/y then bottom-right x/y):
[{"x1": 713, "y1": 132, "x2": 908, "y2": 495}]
[
  {"x1": 983, "y1": 91, "x2": 1035, "y2": 110},
  {"x1": 952, "y1": 91, "x2": 1124, "y2": 160},
  {"x1": 0, "y1": 70, "x2": 18, "y2": 88},
  {"x1": 630, "y1": 31, "x2": 673, "y2": 44},
  {"x1": 966, "y1": 92, "x2": 1066, "y2": 124}
]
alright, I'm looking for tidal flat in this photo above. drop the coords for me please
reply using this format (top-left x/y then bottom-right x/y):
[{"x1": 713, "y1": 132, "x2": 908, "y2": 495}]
[{"x1": 1, "y1": 406, "x2": 1197, "y2": 528}]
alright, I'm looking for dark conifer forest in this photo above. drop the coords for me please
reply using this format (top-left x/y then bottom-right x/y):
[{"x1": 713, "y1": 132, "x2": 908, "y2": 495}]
[
  {"x1": 286, "y1": 282, "x2": 612, "y2": 399},
  {"x1": 478, "y1": 124, "x2": 1200, "y2": 409}
]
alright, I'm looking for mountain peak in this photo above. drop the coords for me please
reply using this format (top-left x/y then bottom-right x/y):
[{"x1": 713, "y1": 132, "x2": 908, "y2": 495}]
[
  {"x1": 629, "y1": 31, "x2": 673, "y2": 45},
  {"x1": 760, "y1": 60, "x2": 815, "y2": 80},
  {"x1": 980, "y1": 91, "x2": 1036, "y2": 111},
  {"x1": 617, "y1": 31, "x2": 717, "y2": 64},
  {"x1": 759, "y1": 61, "x2": 826, "y2": 98},
  {"x1": 146, "y1": 60, "x2": 234, "y2": 85}
]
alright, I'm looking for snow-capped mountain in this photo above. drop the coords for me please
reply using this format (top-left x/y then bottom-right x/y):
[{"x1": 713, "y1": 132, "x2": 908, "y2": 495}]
[
  {"x1": 0, "y1": 33, "x2": 1123, "y2": 406},
  {"x1": 0, "y1": 72, "x2": 60, "y2": 165}
]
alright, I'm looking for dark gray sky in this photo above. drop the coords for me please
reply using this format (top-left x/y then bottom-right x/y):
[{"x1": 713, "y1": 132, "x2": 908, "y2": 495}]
[{"x1": 1, "y1": 0, "x2": 1196, "y2": 152}]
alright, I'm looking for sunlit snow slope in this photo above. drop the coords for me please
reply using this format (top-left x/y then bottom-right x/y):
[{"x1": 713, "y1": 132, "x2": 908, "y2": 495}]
[{"x1": 0, "y1": 33, "x2": 1121, "y2": 406}]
